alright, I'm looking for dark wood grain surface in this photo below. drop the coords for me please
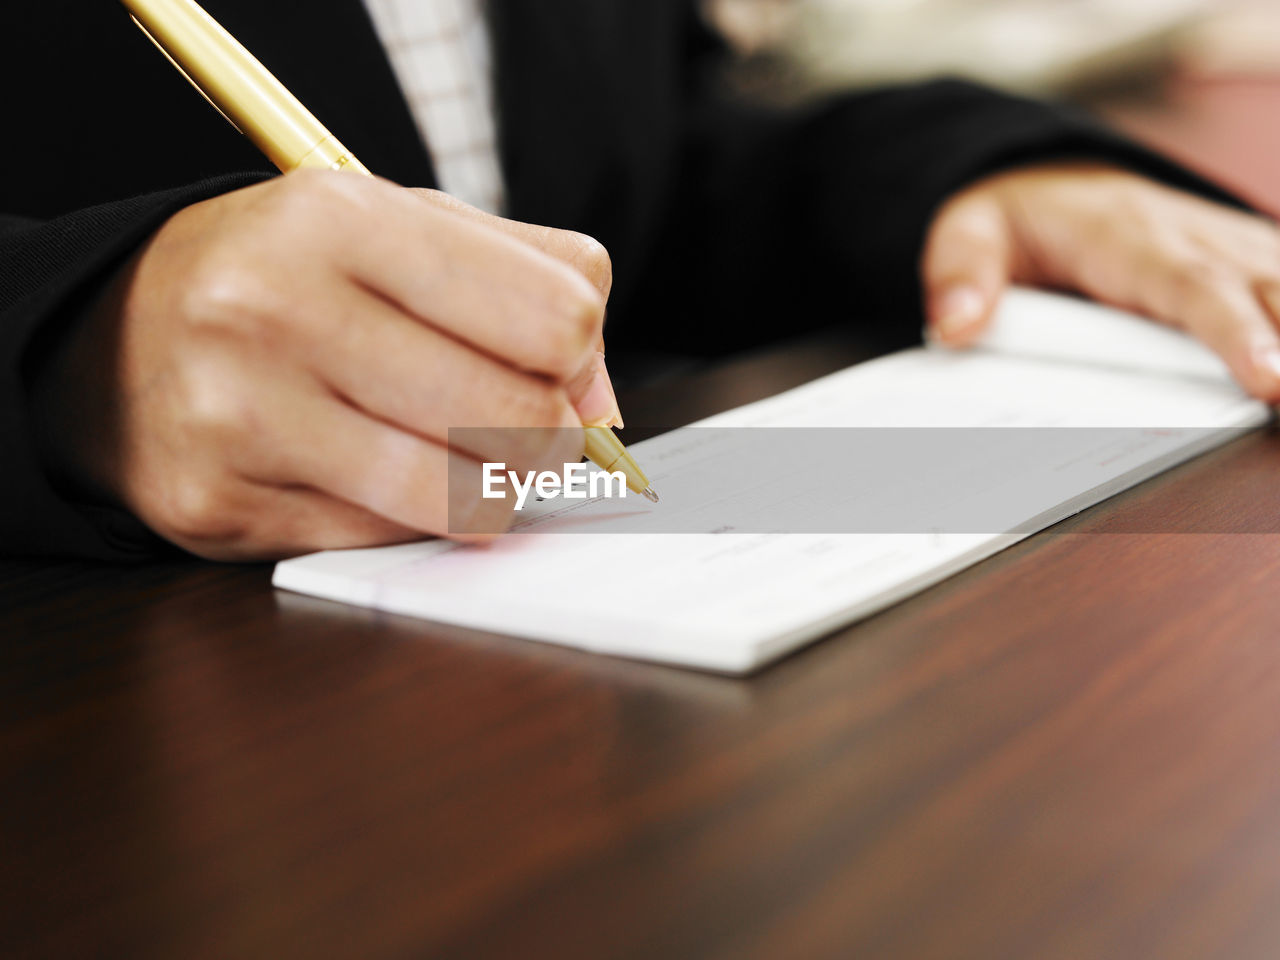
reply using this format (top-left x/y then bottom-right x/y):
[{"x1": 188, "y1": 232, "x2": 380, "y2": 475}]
[
  {"x1": 7, "y1": 79, "x2": 1280, "y2": 960},
  {"x1": 7, "y1": 328, "x2": 1280, "y2": 960}
]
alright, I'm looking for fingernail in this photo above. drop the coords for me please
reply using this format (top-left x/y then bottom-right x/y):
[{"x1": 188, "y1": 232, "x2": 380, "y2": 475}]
[
  {"x1": 575, "y1": 353, "x2": 622, "y2": 427},
  {"x1": 935, "y1": 285, "x2": 986, "y2": 339},
  {"x1": 601, "y1": 355, "x2": 624, "y2": 429}
]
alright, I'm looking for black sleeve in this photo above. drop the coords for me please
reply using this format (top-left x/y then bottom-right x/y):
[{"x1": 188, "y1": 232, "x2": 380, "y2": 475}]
[
  {"x1": 0, "y1": 173, "x2": 267, "y2": 560},
  {"x1": 624, "y1": 28, "x2": 1250, "y2": 356}
]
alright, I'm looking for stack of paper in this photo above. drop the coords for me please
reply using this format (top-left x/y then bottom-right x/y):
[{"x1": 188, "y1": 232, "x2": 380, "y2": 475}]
[{"x1": 274, "y1": 289, "x2": 1269, "y2": 673}]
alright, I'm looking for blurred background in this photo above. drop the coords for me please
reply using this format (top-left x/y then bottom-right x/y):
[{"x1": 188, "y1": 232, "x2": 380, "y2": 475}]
[
  {"x1": 703, "y1": 0, "x2": 1280, "y2": 96},
  {"x1": 700, "y1": 0, "x2": 1280, "y2": 211}
]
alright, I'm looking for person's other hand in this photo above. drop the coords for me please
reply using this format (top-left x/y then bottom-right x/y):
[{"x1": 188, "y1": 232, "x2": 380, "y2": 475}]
[
  {"x1": 35, "y1": 171, "x2": 619, "y2": 560},
  {"x1": 922, "y1": 162, "x2": 1280, "y2": 401}
]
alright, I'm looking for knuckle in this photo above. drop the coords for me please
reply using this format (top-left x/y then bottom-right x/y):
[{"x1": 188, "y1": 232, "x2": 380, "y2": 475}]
[
  {"x1": 271, "y1": 169, "x2": 325, "y2": 215},
  {"x1": 176, "y1": 359, "x2": 259, "y2": 441},
  {"x1": 181, "y1": 264, "x2": 258, "y2": 330},
  {"x1": 941, "y1": 208, "x2": 1003, "y2": 250},
  {"x1": 162, "y1": 475, "x2": 241, "y2": 542},
  {"x1": 927, "y1": 195, "x2": 1004, "y2": 253},
  {"x1": 563, "y1": 231, "x2": 613, "y2": 296},
  {"x1": 178, "y1": 248, "x2": 285, "y2": 338}
]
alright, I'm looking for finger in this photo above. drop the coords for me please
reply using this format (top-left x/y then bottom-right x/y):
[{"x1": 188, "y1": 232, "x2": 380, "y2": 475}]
[
  {"x1": 405, "y1": 187, "x2": 614, "y2": 299},
  {"x1": 206, "y1": 485, "x2": 424, "y2": 562},
  {"x1": 922, "y1": 191, "x2": 1015, "y2": 346},
  {"x1": 405, "y1": 187, "x2": 623, "y2": 426},
  {"x1": 1147, "y1": 267, "x2": 1280, "y2": 402},
  {"x1": 335, "y1": 177, "x2": 605, "y2": 383},
  {"x1": 310, "y1": 285, "x2": 591, "y2": 466},
  {"x1": 1252, "y1": 278, "x2": 1280, "y2": 399},
  {"x1": 247, "y1": 388, "x2": 515, "y2": 543}
]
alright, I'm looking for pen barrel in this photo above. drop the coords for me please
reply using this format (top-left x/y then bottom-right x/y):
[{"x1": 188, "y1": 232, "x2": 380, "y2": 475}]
[
  {"x1": 584, "y1": 426, "x2": 649, "y2": 495},
  {"x1": 121, "y1": 0, "x2": 365, "y2": 174}
]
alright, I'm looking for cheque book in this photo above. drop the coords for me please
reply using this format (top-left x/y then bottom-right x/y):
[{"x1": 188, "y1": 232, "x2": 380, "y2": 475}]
[{"x1": 273, "y1": 288, "x2": 1271, "y2": 673}]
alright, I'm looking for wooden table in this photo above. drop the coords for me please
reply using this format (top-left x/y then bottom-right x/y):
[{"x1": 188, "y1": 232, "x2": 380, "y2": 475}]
[{"x1": 6, "y1": 79, "x2": 1280, "y2": 960}]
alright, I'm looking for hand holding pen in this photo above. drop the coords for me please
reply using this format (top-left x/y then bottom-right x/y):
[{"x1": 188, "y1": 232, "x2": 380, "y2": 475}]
[{"x1": 32, "y1": 0, "x2": 643, "y2": 560}]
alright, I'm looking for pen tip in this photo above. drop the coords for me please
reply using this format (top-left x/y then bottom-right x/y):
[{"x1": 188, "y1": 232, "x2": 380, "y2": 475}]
[{"x1": 641, "y1": 487, "x2": 659, "y2": 503}]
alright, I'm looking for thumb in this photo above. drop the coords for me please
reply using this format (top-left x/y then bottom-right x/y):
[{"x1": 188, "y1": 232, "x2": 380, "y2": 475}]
[{"x1": 921, "y1": 190, "x2": 1014, "y2": 347}]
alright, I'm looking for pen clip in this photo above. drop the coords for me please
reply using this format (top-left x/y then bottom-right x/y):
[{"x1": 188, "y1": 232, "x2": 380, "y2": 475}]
[{"x1": 129, "y1": 14, "x2": 244, "y2": 136}]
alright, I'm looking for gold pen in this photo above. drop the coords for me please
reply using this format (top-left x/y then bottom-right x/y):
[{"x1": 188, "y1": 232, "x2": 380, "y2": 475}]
[{"x1": 120, "y1": 0, "x2": 658, "y2": 503}]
